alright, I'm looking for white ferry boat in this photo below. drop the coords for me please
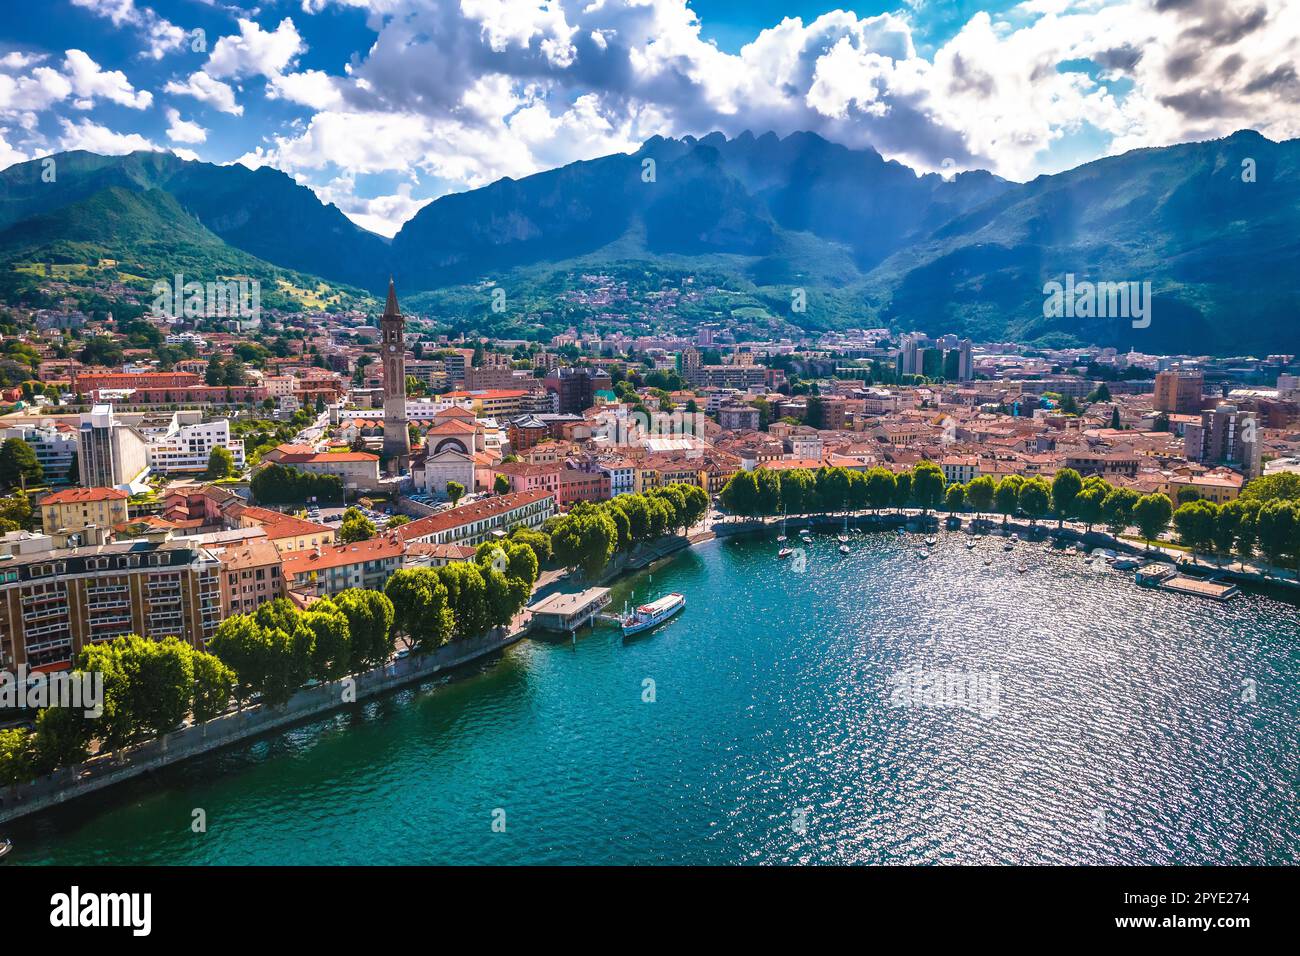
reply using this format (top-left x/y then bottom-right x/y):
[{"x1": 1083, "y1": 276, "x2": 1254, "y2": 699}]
[{"x1": 621, "y1": 593, "x2": 686, "y2": 637}]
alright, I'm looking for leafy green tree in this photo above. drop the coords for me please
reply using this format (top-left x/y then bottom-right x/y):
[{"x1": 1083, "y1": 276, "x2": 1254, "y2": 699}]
[
  {"x1": 911, "y1": 461, "x2": 946, "y2": 513},
  {"x1": 493, "y1": 474, "x2": 511, "y2": 495},
  {"x1": 1241, "y1": 472, "x2": 1300, "y2": 503},
  {"x1": 1211, "y1": 500, "x2": 1243, "y2": 561},
  {"x1": 1050, "y1": 469, "x2": 1083, "y2": 526},
  {"x1": 891, "y1": 470, "x2": 913, "y2": 510},
  {"x1": 1256, "y1": 499, "x2": 1297, "y2": 568},
  {"x1": 720, "y1": 471, "x2": 758, "y2": 517},
  {"x1": 302, "y1": 603, "x2": 353, "y2": 681},
  {"x1": 1101, "y1": 487, "x2": 1140, "y2": 535},
  {"x1": 436, "y1": 561, "x2": 492, "y2": 640},
  {"x1": 191, "y1": 651, "x2": 236, "y2": 722},
  {"x1": 944, "y1": 483, "x2": 966, "y2": 512},
  {"x1": 754, "y1": 468, "x2": 782, "y2": 516},
  {"x1": 77, "y1": 640, "x2": 137, "y2": 752},
  {"x1": 0, "y1": 437, "x2": 42, "y2": 491},
  {"x1": 1018, "y1": 477, "x2": 1052, "y2": 525},
  {"x1": 339, "y1": 507, "x2": 376, "y2": 544},
  {"x1": 964, "y1": 474, "x2": 996, "y2": 517},
  {"x1": 121, "y1": 636, "x2": 195, "y2": 738},
  {"x1": 260, "y1": 626, "x2": 313, "y2": 706},
  {"x1": 447, "y1": 480, "x2": 466, "y2": 506},
  {"x1": 384, "y1": 567, "x2": 454, "y2": 651},
  {"x1": 385, "y1": 514, "x2": 410, "y2": 530},
  {"x1": 209, "y1": 615, "x2": 273, "y2": 708},
  {"x1": 32, "y1": 706, "x2": 92, "y2": 774},
  {"x1": 334, "y1": 588, "x2": 396, "y2": 669},
  {"x1": 779, "y1": 468, "x2": 815, "y2": 515},
  {"x1": 1132, "y1": 493, "x2": 1174, "y2": 549},
  {"x1": 1074, "y1": 477, "x2": 1110, "y2": 531},
  {"x1": 994, "y1": 475, "x2": 1024, "y2": 525},
  {"x1": 0, "y1": 727, "x2": 35, "y2": 785},
  {"x1": 1173, "y1": 499, "x2": 1218, "y2": 554},
  {"x1": 511, "y1": 527, "x2": 553, "y2": 564},
  {"x1": 864, "y1": 467, "x2": 896, "y2": 513},
  {"x1": 205, "y1": 445, "x2": 236, "y2": 480},
  {"x1": 551, "y1": 510, "x2": 617, "y2": 579}
]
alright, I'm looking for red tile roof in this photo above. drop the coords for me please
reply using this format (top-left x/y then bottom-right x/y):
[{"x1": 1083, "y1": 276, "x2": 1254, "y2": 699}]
[{"x1": 41, "y1": 487, "x2": 129, "y2": 504}]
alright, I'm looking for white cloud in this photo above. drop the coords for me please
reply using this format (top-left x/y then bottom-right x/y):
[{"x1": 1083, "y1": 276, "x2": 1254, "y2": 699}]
[
  {"x1": 164, "y1": 71, "x2": 243, "y2": 115},
  {"x1": 57, "y1": 117, "x2": 158, "y2": 154},
  {"x1": 64, "y1": 50, "x2": 153, "y2": 109},
  {"x1": 268, "y1": 70, "x2": 344, "y2": 110},
  {"x1": 165, "y1": 107, "x2": 207, "y2": 144},
  {"x1": 69, "y1": 0, "x2": 187, "y2": 60},
  {"x1": 206, "y1": 18, "x2": 305, "y2": 80}
]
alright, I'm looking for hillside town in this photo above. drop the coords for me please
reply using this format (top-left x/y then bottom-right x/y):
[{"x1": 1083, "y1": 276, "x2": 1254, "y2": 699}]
[{"x1": 2, "y1": 274, "x2": 1299, "y2": 678}]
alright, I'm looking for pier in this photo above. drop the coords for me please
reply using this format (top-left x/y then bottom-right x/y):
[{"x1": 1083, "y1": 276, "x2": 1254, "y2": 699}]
[
  {"x1": 1159, "y1": 574, "x2": 1239, "y2": 601},
  {"x1": 528, "y1": 588, "x2": 612, "y2": 632}
]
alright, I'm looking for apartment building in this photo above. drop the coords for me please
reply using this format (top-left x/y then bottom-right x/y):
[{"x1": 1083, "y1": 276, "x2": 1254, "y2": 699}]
[
  {"x1": 397, "y1": 490, "x2": 556, "y2": 548},
  {"x1": 280, "y1": 535, "x2": 406, "y2": 599},
  {"x1": 147, "y1": 413, "x2": 246, "y2": 474},
  {"x1": 39, "y1": 487, "x2": 130, "y2": 545},
  {"x1": 210, "y1": 538, "x2": 284, "y2": 616},
  {"x1": 0, "y1": 539, "x2": 222, "y2": 671}
]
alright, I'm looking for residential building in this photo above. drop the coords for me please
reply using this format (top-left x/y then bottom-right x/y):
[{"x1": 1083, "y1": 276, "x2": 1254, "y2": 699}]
[
  {"x1": 1153, "y1": 369, "x2": 1205, "y2": 414},
  {"x1": 0, "y1": 539, "x2": 222, "y2": 671},
  {"x1": 397, "y1": 490, "x2": 556, "y2": 548},
  {"x1": 39, "y1": 487, "x2": 130, "y2": 545}
]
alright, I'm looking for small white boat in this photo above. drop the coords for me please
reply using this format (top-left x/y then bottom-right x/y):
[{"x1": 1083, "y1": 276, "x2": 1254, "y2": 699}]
[
  {"x1": 0, "y1": 838, "x2": 11, "y2": 862},
  {"x1": 839, "y1": 544, "x2": 851, "y2": 555},
  {"x1": 983, "y1": 557, "x2": 993, "y2": 566},
  {"x1": 1003, "y1": 541, "x2": 1015, "y2": 551},
  {"x1": 1017, "y1": 563, "x2": 1029, "y2": 574},
  {"x1": 621, "y1": 593, "x2": 686, "y2": 637},
  {"x1": 916, "y1": 549, "x2": 929, "y2": 560},
  {"x1": 777, "y1": 547, "x2": 793, "y2": 559},
  {"x1": 965, "y1": 540, "x2": 977, "y2": 549},
  {"x1": 1112, "y1": 558, "x2": 1140, "y2": 571},
  {"x1": 925, "y1": 536, "x2": 937, "y2": 546}
]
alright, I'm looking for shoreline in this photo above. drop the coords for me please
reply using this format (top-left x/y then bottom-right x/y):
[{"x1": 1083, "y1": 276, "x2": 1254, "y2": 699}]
[
  {"x1": 0, "y1": 530, "x2": 712, "y2": 829},
  {"x1": 3, "y1": 515, "x2": 1288, "y2": 831}
]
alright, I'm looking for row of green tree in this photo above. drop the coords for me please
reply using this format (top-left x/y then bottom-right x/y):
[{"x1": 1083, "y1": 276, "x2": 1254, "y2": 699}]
[
  {"x1": 0, "y1": 636, "x2": 235, "y2": 786},
  {"x1": 250, "y1": 462, "x2": 344, "y2": 505},
  {"x1": 536, "y1": 484, "x2": 710, "y2": 579},
  {"x1": 1, "y1": 541, "x2": 543, "y2": 786},
  {"x1": 720, "y1": 464, "x2": 1179, "y2": 540}
]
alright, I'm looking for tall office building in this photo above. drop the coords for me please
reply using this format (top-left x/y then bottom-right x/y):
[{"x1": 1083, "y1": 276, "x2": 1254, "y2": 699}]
[
  {"x1": 1153, "y1": 369, "x2": 1204, "y2": 414},
  {"x1": 957, "y1": 338, "x2": 974, "y2": 382},
  {"x1": 1184, "y1": 404, "x2": 1261, "y2": 478},
  {"x1": 77, "y1": 404, "x2": 149, "y2": 490}
]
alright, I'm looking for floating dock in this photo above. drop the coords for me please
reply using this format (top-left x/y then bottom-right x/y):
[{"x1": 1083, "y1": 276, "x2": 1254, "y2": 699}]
[
  {"x1": 528, "y1": 588, "x2": 611, "y2": 632},
  {"x1": 1159, "y1": 574, "x2": 1239, "y2": 602}
]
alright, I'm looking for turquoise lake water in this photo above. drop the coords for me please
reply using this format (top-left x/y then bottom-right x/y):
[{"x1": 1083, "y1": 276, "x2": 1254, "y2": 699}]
[{"x1": 10, "y1": 529, "x2": 1300, "y2": 864}]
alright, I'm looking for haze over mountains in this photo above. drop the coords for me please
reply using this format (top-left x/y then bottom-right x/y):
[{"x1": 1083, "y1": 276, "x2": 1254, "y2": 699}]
[{"x1": 1, "y1": 129, "x2": 1297, "y2": 355}]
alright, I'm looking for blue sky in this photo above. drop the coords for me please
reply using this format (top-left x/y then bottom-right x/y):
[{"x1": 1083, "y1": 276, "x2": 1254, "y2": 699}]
[{"x1": 1, "y1": 1, "x2": 1293, "y2": 235}]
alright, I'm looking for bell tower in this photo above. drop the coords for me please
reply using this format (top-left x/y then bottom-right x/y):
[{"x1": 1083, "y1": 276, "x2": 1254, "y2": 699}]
[{"x1": 380, "y1": 277, "x2": 410, "y2": 473}]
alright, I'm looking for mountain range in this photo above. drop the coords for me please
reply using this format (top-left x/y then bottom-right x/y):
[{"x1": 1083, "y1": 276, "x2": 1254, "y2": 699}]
[{"x1": 1, "y1": 129, "x2": 1296, "y2": 354}]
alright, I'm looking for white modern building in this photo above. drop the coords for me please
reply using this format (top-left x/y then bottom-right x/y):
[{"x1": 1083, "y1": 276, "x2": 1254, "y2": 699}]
[
  {"x1": 147, "y1": 412, "x2": 246, "y2": 475},
  {"x1": 77, "y1": 404, "x2": 150, "y2": 491}
]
